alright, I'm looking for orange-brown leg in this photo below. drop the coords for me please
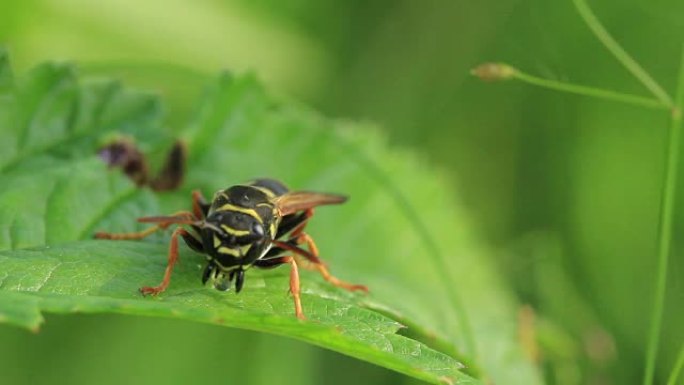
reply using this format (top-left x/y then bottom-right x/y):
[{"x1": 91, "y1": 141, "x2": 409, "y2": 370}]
[
  {"x1": 287, "y1": 256, "x2": 305, "y2": 320},
  {"x1": 94, "y1": 211, "x2": 196, "y2": 240},
  {"x1": 288, "y1": 210, "x2": 324, "y2": 265},
  {"x1": 284, "y1": 222, "x2": 368, "y2": 292},
  {"x1": 253, "y1": 255, "x2": 305, "y2": 319},
  {"x1": 272, "y1": 239, "x2": 368, "y2": 293},
  {"x1": 94, "y1": 225, "x2": 165, "y2": 240},
  {"x1": 139, "y1": 227, "x2": 188, "y2": 296},
  {"x1": 289, "y1": 209, "x2": 313, "y2": 237},
  {"x1": 192, "y1": 190, "x2": 210, "y2": 219}
]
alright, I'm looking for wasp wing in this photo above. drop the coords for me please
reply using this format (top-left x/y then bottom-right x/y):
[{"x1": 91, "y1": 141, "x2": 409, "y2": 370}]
[{"x1": 275, "y1": 191, "x2": 348, "y2": 215}]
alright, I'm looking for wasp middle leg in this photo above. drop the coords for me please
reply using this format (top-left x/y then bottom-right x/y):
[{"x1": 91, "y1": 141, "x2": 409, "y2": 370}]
[
  {"x1": 272, "y1": 240, "x2": 368, "y2": 293},
  {"x1": 94, "y1": 190, "x2": 208, "y2": 241}
]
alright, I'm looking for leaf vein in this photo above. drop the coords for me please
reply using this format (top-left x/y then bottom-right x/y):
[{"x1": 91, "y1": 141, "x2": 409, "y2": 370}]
[{"x1": 37, "y1": 261, "x2": 62, "y2": 291}]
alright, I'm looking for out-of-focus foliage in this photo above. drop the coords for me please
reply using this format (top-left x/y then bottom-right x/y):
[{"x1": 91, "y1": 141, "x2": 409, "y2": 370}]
[{"x1": 1, "y1": 0, "x2": 683, "y2": 384}]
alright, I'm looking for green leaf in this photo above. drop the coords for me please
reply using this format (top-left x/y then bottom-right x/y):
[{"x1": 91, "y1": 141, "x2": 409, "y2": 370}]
[{"x1": 0, "y1": 56, "x2": 541, "y2": 385}]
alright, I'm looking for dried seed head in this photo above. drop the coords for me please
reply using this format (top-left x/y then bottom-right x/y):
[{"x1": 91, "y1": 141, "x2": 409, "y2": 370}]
[{"x1": 470, "y1": 63, "x2": 516, "y2": 81}]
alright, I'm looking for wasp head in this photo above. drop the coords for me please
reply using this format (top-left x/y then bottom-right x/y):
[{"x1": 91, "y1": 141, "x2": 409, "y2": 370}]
[{"x1": 199, "y1": 186, "x2": 276, "y2": 292}]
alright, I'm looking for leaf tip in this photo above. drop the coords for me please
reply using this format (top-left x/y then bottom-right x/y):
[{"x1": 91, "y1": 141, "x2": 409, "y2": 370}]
[{"x1": 0, "y1": 312, "x2": 45, "y2": 334}]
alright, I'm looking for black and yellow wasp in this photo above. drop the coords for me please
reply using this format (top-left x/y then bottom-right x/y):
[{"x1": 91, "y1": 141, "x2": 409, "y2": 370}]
[{"x1": 95, "y1": 178, "x2": 367, "y2": 319}]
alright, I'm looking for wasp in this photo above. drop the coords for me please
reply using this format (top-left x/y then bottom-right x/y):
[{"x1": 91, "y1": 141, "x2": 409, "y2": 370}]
[{"x1": 95, "y1": 178, "x2": 368, "y2": 319}]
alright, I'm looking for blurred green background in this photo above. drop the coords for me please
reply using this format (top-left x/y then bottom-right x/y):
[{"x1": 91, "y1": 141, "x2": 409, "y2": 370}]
[{"x1": 1, "y1": 0, "x2": 683, "y2": 384}]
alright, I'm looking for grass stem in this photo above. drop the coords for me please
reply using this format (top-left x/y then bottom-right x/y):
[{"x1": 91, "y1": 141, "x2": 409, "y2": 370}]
[
  {"x1": 643, "y1": 45, "x2": 684, "y2": 385},
  {"x1": 471, "y1": 63, "x2": 668, "y2": 110},
  {"x1": 667, "y1": 343, "x2": 684, "y2": 385},
  {"x1": 513, "y1": 69, "x2": 668, "y2": 110},
  {"x1": 571, "y1": 0, "x2": 674, "y2": 107}
]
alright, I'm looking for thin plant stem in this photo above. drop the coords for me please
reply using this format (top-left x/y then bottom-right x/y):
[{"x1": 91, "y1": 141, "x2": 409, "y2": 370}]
[
  {"x1": 667, "y1": 343, "x2": 684, "y2": 385},
  {"x1": 512, "y1": 69, "x2": 669, "y2": 110},
  {"x1": 471, "y1": 63, "x2": 668, "y2": 110},
  {"x1": 644, "y1": 45, "x2": 684, "y2": 385},
  {"x1": 571, "y1": 0, "x2": 674, "y2": 107}
]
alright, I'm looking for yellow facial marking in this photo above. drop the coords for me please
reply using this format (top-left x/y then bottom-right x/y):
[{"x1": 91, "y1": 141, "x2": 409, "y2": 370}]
[
  {"x1": 220, "y1": 224, "x2": 250, "y2": 237},
  {"x1": 216, "y1": 203, "x2": 262, "y2": 223},
  {"x1": 213, "y1": 235, "x2": 221, "y2": 248},
  {"x1": 240, "y1": 245, "x2": 252, "y2": 256},
  {"x1": 217, "y1": 246, "x2": 240, "y2": 257},
  {"x1": 213, "y1": 259, "x2": 239, "y2": 271}
]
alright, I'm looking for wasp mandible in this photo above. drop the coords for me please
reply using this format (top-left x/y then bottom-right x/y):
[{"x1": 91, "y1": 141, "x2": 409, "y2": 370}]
[{"x1": 95, "y1": 178, "x2": 368, "y2": 319}]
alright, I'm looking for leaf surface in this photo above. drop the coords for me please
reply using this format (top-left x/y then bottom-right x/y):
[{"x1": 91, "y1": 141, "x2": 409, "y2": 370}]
[{"x1": 0, "y1": 52, "x2": 540, "y2": 384}]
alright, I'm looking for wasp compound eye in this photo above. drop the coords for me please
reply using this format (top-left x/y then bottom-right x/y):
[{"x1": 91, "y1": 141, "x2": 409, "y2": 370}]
[{"x1": 252, "y1": 222, "x2": 264, "y2": 237}]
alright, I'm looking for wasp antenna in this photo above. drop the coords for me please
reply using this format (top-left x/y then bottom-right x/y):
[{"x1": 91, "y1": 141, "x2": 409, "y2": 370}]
[{"x1": 200, "y1": 221, "x2": 224, "y2": 234}]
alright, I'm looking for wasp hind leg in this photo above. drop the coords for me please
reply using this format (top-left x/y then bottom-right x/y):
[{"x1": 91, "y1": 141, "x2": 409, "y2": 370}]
[
  {"x1": 94, "y1": 210, "x2": 197, "y2": 240},
  {"x1": 94, "y1": 186, "x2": 208, "y2": 241},
  {"x1": 274, "y1": 210, "x2": 367, "y2": 292}
]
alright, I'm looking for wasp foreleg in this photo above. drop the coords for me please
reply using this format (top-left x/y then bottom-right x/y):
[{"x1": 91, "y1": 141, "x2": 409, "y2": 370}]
[
  {"x1": 139, "y1": 227, "x2": 192, "y2": 296},
  {"x1": 254, "y1": 256, "x2": 305, "y2": 320}
]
